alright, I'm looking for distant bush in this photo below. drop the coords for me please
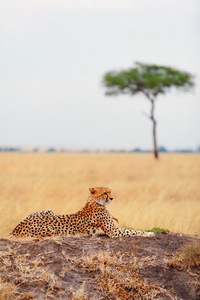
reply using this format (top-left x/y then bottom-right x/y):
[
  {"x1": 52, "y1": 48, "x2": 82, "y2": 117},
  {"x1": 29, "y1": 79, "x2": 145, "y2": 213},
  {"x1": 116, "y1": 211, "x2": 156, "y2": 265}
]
[
  {"x1": 0, "y1": 147, "x2": 21, "y2": 152},
  {"x1": 175, "y1": 149, "x2": 193, "y2": 153},
  {"x1": 158, "y1": 146, "x2": 168, "y2": 152},
  {"x1": 46, "y1": 148, "x2": 56, "y2": 152}
]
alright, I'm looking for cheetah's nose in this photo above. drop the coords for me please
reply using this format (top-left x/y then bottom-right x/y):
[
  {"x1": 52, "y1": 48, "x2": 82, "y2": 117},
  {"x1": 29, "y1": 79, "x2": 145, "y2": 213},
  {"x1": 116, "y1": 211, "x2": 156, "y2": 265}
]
[{"x1": 109, "y1": 198, "x2": 113, "y2": 201}]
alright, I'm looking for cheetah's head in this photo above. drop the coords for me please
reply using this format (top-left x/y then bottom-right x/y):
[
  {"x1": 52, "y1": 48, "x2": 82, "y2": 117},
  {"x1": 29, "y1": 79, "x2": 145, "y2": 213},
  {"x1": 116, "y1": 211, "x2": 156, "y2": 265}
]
[{"x1": 89, "y1": 187, "x2": 113, "y2": 206}]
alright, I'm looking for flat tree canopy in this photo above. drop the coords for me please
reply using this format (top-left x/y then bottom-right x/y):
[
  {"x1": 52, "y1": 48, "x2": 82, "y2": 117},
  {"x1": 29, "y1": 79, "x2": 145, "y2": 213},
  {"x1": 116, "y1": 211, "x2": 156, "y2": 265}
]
[{"x1": 103, "y1": 62, "x2": 194, "y2": 100}]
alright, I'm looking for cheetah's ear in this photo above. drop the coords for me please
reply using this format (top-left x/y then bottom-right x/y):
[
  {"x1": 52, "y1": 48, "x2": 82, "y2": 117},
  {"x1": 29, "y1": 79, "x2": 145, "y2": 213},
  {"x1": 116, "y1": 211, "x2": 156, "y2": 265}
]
[{"x1": 89, "y1": 188, "x2": 95, "y2": 194}]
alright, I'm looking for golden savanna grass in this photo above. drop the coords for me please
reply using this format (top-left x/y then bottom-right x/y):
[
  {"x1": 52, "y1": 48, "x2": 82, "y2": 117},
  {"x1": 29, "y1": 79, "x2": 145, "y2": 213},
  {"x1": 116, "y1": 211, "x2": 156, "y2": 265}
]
[{"x1": 0, "y1": 153, "x2": 199, "y2": 235}]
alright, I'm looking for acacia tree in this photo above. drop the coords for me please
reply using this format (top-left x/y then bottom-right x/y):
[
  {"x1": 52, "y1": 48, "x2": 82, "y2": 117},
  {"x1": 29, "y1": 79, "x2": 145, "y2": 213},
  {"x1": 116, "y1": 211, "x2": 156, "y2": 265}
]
[{"x1": 102, "y1": 62, "x2": 194, "y2": 159}]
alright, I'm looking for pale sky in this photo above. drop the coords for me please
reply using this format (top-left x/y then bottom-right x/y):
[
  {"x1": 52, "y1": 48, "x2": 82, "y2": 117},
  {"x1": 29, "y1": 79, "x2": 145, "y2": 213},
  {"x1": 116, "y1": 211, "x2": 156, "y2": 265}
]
[{"x1": 0, "y1": 0, "x2": 200, "y2": 150}]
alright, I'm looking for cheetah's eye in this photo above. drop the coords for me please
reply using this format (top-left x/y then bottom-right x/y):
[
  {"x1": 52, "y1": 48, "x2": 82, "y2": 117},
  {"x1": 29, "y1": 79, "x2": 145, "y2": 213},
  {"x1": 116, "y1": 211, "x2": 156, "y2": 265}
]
[{"x1": 104, "y1": 193, "x2": 108, "y2": 196}]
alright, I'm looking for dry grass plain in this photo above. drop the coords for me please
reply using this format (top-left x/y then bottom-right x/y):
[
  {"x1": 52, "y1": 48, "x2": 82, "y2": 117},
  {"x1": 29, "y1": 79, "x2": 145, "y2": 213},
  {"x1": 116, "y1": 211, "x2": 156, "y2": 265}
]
[{"x1": 0, "y1": 153, "x2": 199, "y2": 235}]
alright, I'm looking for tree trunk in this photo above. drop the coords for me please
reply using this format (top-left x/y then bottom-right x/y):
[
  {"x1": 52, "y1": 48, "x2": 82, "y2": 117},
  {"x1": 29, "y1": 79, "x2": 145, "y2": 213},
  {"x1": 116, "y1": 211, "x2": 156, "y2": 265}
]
[
  {"x1": 152, "y1": 118, "x2": 158, "y2": 159},
  {"x1": 150, "y1": 99, "x2": 159, "y2": 159}
]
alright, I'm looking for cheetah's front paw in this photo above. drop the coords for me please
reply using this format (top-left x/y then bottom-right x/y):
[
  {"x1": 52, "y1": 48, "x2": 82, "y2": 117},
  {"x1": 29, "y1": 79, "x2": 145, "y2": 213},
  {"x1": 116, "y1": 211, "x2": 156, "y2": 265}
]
[{"x1": 146, "y1": 232, "x2": 155, "y2": 237}]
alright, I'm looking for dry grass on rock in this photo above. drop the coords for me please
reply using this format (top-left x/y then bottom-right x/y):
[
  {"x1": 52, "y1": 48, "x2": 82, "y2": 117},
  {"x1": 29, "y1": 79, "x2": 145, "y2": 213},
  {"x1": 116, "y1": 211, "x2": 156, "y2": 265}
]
[{"x1": 0, "y1": 234, "x2": 199, "y2": 300}]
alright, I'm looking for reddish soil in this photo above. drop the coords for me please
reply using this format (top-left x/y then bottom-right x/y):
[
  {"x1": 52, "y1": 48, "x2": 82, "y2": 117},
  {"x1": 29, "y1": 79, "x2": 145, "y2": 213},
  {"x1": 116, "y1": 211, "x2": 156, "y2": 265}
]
[{"x1": 0, "y1": 233, "x2": 199, "y2": 300}]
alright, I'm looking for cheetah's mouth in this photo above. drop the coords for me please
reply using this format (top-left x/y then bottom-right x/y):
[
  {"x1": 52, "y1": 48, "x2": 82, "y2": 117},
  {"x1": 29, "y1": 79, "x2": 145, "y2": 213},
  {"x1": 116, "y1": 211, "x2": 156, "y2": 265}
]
[{"x1": 106, "y1": 199, "x2": 113, "y2": 204}]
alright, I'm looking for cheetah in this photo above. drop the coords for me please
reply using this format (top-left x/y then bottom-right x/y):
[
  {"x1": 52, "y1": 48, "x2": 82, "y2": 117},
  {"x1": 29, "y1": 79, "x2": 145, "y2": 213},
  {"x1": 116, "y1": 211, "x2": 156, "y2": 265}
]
[{"x1": 11, "y1": 187, "x2": 154, "y2": 238}]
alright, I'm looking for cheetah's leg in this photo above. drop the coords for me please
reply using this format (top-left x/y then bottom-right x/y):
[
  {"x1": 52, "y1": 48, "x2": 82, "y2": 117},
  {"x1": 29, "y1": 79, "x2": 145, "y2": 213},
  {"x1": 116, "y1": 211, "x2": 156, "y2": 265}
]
[
  {"x1": 110, "y1": 228, "x2": 155, "y2": 238},
  {"x1": 99, "y1": 215, "x2": 154, "y2": 238}
]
